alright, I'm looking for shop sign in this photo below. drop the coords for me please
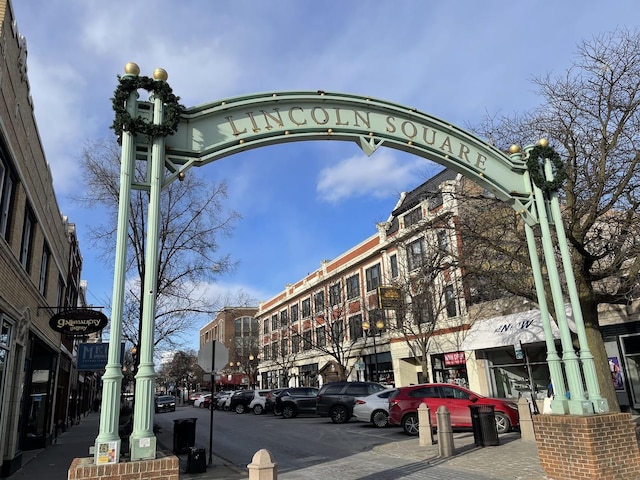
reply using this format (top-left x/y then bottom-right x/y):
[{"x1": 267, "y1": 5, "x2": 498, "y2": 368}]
[
  {"x1": 49, "y1": 309, "x2": 108, "y2": 336},
  {"x1": 444, "y1": 351, "x2": 466, "y2": 367},
  {"x1": 377, "y1": 286, "x2": 402, "y2": 309}
]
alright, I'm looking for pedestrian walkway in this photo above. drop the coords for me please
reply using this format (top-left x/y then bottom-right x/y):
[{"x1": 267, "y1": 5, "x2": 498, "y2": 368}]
[{"x1": 12, "y1": 412, "x2": 547, "y2": 479}]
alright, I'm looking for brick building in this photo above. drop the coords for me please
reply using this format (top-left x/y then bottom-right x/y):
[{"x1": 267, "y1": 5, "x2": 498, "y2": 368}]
[{"x1": 0, "y1": 2, "x2": 86, "y2": 476}]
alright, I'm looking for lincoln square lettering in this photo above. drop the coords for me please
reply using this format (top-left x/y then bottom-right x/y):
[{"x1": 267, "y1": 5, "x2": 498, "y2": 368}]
[{"x1": 223, "y1": 105, "x2": 488, "y2": 171}]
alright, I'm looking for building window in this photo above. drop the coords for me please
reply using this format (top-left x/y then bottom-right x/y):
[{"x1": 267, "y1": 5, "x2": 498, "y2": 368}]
[
  {"x1": 346, "y1": 274, "x2": 360, "y2": 299},
  {"x1": 280, "y1": 309, "x2": 288, "y2": 327},
  {"x1": 20, "y1": 207, "x2": 35, "y2": 272},
  {"x1": 348, "y1": 314, "x2": 363, "y2": 340},
  {"x1": 302, "y1": 330, "x2": 312, "y2": 351},
  {"x1": 56, "y1": 275, "x2": 65, "y2": 308},
  {"x1": 407, "y1": 238, "x2": 425, "y2": 271},
  {"x1": 445, "y1": 284, "x2": 457, "y2": 317},
  {"x1": 263, "y1": 345, "x2": 269, "y2": 360},
  {"x1": 302, "y1": 298, "x2": 311, "y2": 318},
  {"x1": 365, "y1": 264, "x2": 381, "y2": 292},
  {"x1": 404, "y1": 207, "x2": 422, "y2": 227},
  {"x1": 438, "y1": 230, "x2": 449, "y2": 253},
  {"x1": 316, "y1": 325, "x2": 326, "y2": 347},
  {"x1": 330, "y1": 320, "x2": 344, "y2": 344},
  {"x1": 280, "y1": 338, "x2": 288, "y2": 357},
  {"x1": 271, "y1": 314, "x2": 278, "y2": 331},
  {"x1": 329, "y1": 282, "x2": 341, "y2": 306},
  {"x1": 263, "y1": 318, "x2": 269, "y2": 334},
  {"x1": 291, "y1": 304, "x2": 299, "y2": 323},
  {"x1": 39, "y1": 246, "x2": 50, "y2": 296},
  {"x1": 390, "y1": 254, "x2": 398, "y2": 278},
  {"x1": 0, "y1": 155, "x2": 15, "y2": 241},
  {"x1": 292, "y1": 335, "x2": 300, "y2": 354},
  {"x1": 271, "y1": 342, "x2": 278, "y2": 359},
  {"x1": 412, "y1": 292, "x2": 435, "y2": 324},
  {"x1": 314, "y1": 291, "x2": 324, "y2": 313}
]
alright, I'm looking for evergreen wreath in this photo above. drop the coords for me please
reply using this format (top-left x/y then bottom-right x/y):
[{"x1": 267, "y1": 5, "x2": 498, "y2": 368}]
[
  {"x1": 526, "y1": 144, "x2": 566, "y2": 193},
  {"x1": 111, "y1": 75, "x2": 183, "y2": 141}
]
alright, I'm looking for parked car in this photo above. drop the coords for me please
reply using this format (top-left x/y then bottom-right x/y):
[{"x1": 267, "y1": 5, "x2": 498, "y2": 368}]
[
  {"x1": 187, "y1": 391, "x2": 207, "y2": 405},
  {"x1": 353, "y1": 388, "x2": 397, "y2": 428},
  {"x1": 216, "y1": 391, "x2": 235, "y2": 410},
  {"x1": 155, "y1": 395, "x2": 176, "y2": 413},
  {"x1": 211, "y1": 390, "x2": 232, "y2": 410},
  {"x1": 388, "y1": 383, "x2": 519, "y2": 436},
  {"x1": 229, "y1": 390, "x2": 256, "y2": 414},
  {"x1": 194, "y1": 393, "x2": 212, "y2": 408},
  {"x1": 248, "y1": 389, "x2": 272, "y2": 415},
  {"x1": 266, "y1": 388, "x2": 287, "y2": 415},
  {"x1": 316, "y1": 381, "x2": 386, "y2": 423},
  {"x1": 274, "y1": 387, "x2": 319, "y2": 418}
]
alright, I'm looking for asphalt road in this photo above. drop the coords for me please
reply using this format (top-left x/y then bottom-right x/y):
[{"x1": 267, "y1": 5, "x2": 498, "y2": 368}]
[{"x1": 153, "y1": 404, "x2": 407, "y2": 473}]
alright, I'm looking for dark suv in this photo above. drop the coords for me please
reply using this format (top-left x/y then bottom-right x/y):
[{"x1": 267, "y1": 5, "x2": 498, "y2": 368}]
[
  {"x1": 274, "y1": 387, "x2": 319, "y2": 418},
  {"x1": 316, "y1": 381, "x2": 386, "y2": 423},
  {"x1": 228, "y1": 390, "x2": 255, "y2": 414}
]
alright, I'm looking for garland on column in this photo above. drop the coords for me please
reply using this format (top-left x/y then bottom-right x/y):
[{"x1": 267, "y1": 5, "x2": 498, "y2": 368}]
[
  {"x1": 526, "y1": 145, "x2": 566, "y2": 192},
  {"x1": 111, "y1": 75, "x2": 183, "y2": 140}
]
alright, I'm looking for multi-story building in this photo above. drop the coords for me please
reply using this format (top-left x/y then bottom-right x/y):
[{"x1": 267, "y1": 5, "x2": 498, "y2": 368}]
[
  {"x1": 0, "y1": 2, "x2": 86, "y2": 475},
  {"x1": 257, "y1": 165, "x2": 640, "y2": 414},
  {"x1": 199, "y1": 306, "x2": 259, "y2": 388},
  {"x1": 257, "y1": 168, "x2": 474, "y2": 390}
]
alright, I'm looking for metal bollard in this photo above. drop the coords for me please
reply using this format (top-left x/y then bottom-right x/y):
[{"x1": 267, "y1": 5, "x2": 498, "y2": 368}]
[
  {"x1": 436, "y1": 405, "x2": 455, "y2": 457},
  {"x1": 418, "y1": 403, "x2": 434, "y2": 446}
]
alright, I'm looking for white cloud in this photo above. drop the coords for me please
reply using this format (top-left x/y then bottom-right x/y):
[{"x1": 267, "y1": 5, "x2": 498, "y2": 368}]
[{"x1": 316, "y1": 149, "x2": 424, "y2": 203}]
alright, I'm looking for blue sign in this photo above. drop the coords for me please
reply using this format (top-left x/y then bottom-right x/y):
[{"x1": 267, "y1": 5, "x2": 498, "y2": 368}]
[{"x1": 77, "y1": 343, "x2": 125, "y2": 371}]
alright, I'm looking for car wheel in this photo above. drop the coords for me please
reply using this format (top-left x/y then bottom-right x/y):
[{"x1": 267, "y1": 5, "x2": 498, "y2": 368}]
[
  {"x1": 235, "y1": 404, "x2": 245, "y2": 414},
  {"x1": 495, "y1": 412, "x2": 511, "y2": 434},
  {"x1": 273, "y1": 407, "x2": 282, "y2": 416},
  {"x1": 329, "y1": 405, "x2": 349, "y2": 424},
  {"x1": 371, "y1": 410, "x2": 389, "y2": 428},
  {"x1": 282, "y1": 404, "x2": 296, "y2": 419},
  {"x1": 253, "y1": 404, "x2": 264, "y2": 415},
  {"x1": 402, "y1": 413, "x2": 419, "y2": 436}
]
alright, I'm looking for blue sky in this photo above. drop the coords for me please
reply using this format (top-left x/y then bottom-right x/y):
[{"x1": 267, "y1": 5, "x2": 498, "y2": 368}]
[{"x1": 12, "y1": 0, "x2": 638, "y2": 351}]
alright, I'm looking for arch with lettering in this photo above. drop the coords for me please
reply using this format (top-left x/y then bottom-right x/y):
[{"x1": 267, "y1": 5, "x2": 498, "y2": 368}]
[{"x1": 161, "y1": 91, "x2": 536, "y2": 224}]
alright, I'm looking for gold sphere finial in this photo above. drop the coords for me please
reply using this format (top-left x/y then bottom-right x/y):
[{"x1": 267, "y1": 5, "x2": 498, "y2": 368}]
[
  {"x1": 538, "y1": 138, "x2": 549, "y2": 147},
  {"x1": 124, "y1": 62, "x2": 140, "y2": 76},
  {"x1": 153, "y1": 68, "x2": 168, "y2": 81},
  {"x1": 508, "y1": 144, "x2": 521, "y2": 154}
]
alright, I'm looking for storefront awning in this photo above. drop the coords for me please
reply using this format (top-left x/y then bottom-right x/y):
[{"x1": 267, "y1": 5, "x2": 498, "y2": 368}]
[{"x1": 460, "y1": 309, "x2": 566, "y2": 351}]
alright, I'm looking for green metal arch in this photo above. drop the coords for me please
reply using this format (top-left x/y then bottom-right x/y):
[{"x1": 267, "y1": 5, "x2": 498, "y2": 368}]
[{"x1": 160, "y1": 91, "x2": 536, "y2": 224}]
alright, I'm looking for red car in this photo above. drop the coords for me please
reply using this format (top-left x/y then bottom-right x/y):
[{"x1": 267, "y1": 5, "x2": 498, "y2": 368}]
[{"x1": 388, "y1": 383, "x2": 519, "y2": 436}]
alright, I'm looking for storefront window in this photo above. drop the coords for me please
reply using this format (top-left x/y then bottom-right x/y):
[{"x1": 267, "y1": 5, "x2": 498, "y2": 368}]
[
  {"x1": 0, "y1": 318, "x2": 11, "y2": 428},
  {"x1": 484, "y1": 344, "x2": 550, "y2": 401},
  {"x1": 621, "y1": 334, "x2": 640, "y2": 408},
  {"x1": 432, "y1": 353, "x2": 468, "y2": 388}
]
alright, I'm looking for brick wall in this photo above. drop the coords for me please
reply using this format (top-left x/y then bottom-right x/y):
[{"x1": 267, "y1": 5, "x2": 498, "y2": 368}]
[
  {"x1": 533, "y1": 413, "x2": 640, "y2": 480},
  {"x1": 68, "y1": 454, "x2": 179, "y2": 480}
]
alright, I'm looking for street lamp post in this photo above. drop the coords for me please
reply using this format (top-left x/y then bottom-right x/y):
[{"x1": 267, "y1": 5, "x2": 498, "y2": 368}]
[{"x1": 362, "y1": 318, "x2": 385, "y2": 382}]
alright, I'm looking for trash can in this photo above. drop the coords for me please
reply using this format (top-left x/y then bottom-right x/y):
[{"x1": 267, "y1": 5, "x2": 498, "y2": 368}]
[
  {"x1": 469, "y1": 405, "x2": 499, "y2": 447},
  {"x1": 186, "y1": 447, "x2": 207, "y2": 473},
  {"x1": 173, "y1": 418, "x2": 197, "y2": 454}
]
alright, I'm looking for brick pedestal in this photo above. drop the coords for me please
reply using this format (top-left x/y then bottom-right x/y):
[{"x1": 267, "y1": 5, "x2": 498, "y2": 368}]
[
  {"x1": 67, "y1": 451, "x2": 179, "y2": 480},
  {"x1": 533, "y1": 412, "x2": 640, "y2": 480}
]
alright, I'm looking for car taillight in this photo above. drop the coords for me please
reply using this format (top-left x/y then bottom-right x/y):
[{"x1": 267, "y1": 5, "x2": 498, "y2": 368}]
[{"x1": 355, "y1": 399, "x2": 366, "y2": 405}]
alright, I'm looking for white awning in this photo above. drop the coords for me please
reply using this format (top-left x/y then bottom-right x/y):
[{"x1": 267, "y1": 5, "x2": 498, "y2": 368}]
[{"x1": 460, "y1": 309, "x2": 563, "y2": 351}]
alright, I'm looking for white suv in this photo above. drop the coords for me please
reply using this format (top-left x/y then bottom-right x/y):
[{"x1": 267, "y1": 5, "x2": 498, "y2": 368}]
[{"x1": 249, "y1": 389, "x2": 272, "y2": 414}]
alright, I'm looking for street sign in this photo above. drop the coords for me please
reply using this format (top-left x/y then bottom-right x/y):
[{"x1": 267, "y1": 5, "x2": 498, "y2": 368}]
[{"x1": 197, "y1": 340, "x2": 229, "y2": 372}]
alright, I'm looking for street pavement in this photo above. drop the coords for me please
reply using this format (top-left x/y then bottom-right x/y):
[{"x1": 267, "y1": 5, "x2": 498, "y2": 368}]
[{"x1": 13, "y1": 410, "x2": 549, "y2": 479}]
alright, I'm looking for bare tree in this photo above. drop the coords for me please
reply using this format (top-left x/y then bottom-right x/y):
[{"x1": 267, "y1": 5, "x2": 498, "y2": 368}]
[
  {"x1": 75, "y1": 139, "x2": 242, "y2": 353},
  {"x1": 293, "y1": 281, "x2": 380, "y2": 382},
  {"x1": 387, "y1": 217, "x2": 468, "y2": 383},
  {"x1": 467, "y1": 28, "x2": 640, "y2": 410}
]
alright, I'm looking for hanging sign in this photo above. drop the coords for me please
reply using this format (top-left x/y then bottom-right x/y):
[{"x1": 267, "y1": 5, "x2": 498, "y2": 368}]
[
  {"x1": 377, "y1": 286, "x2": 402, "y2": 309},
  {"x1": 49, "y1": 309, "x2": 108, "y2": 336}
]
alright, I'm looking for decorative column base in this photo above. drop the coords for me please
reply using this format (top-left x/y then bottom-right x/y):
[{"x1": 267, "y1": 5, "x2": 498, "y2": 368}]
[
  {"x1": 533, "y1": 413, "x2": 640, "y2": 480},
  {"x1": 68, "y1": 451, "x2": 178, "y2": 480}
]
